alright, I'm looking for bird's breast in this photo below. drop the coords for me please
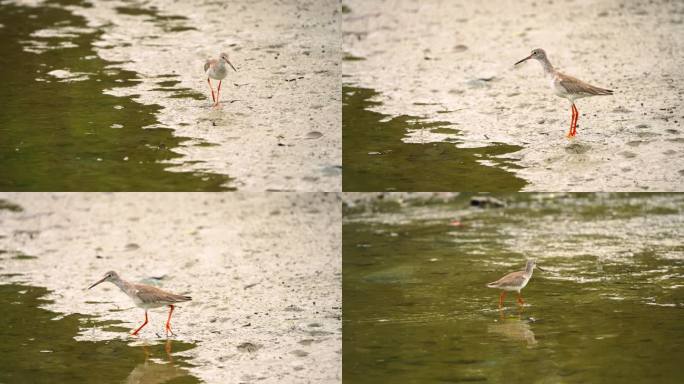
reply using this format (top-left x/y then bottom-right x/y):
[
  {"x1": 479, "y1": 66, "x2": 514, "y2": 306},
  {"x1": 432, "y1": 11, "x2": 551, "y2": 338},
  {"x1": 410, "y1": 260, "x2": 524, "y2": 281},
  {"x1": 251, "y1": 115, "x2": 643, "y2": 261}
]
[
  {"x1": 550, "y1": 76, "x2": 567, "y2": 97},
  {"x1": 209, "y1": 65, "x2": 228, "y2": 80},
  {"x1": 519, "y1": 274, "x2": 532, "y2": 289}
]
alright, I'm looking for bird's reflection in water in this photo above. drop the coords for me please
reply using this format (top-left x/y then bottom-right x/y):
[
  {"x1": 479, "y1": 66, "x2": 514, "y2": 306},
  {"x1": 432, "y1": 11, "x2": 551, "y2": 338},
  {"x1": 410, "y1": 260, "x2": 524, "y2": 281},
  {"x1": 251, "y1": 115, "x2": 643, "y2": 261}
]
[
  {"x1": 125, "y1": 340, "x2": 191, "y2": 384},
  {"x1": 488, "y1": 309, "x2": 538, "y2": 348}
]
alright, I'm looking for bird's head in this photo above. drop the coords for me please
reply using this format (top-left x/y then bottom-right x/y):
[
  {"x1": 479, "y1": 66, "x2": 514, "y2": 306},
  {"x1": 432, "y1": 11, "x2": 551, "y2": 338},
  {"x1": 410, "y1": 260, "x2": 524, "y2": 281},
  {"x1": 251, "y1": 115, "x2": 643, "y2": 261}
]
[
  {"x1": 219, "y1": 52, "x2": 237, "y2": 72},
  {"x1": 515, "y1": 48, "x2": 547, "y2": 65},
  {"x1": 526, "y1": 259, "x2": 546, "y2": 272},
  {"x1": 88, "y1": 270, "x2": 119, "y2": 289}
]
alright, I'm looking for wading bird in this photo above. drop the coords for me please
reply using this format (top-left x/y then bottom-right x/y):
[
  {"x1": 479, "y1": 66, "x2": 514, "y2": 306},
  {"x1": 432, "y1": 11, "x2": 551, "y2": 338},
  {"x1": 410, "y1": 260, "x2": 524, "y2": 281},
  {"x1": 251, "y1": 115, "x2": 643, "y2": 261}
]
[
  {"x1": 204, "y1": 52, "x2": 237, "y2": 107},
  {"x1": 88, "y1": 271, "x2": 191, "y2": 337},
  {"x1": 515, "y1": 48, "x2": 613, "y2": 138},
  {"x1": 487, "y1": 260, "x2": 544, "y2": 308}
]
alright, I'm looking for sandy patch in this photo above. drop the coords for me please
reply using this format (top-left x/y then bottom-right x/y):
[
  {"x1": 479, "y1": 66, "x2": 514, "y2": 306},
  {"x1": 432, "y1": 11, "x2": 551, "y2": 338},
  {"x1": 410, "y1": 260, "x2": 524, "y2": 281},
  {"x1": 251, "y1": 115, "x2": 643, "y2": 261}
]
[{"x1": 0, "y1": 193, "x2": 341, "y2": 383}]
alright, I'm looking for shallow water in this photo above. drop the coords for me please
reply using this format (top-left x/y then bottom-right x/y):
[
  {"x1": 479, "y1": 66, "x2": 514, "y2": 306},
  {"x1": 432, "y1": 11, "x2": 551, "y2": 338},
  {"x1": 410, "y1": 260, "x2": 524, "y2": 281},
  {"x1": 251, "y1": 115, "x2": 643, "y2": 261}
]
[
  {"x1": 343, "y1": 193, "x2": 684, "y2": 383},
  {"x1": 0, "y1": 0, "x2": 230, "y2": 191},
  {"x1": 0, "y1": 282, "x2": 200, "y2": 383},
  {"x1": 342, "y1": 87, "x2": 527, "y2": 192}
]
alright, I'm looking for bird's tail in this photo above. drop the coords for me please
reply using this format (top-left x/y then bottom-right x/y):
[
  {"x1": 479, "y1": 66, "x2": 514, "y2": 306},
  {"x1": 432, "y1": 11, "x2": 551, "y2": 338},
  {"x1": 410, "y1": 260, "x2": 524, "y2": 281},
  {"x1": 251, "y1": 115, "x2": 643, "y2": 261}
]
[{"x1": 595, "y1": 87, "x2": 613, "y2": 95}]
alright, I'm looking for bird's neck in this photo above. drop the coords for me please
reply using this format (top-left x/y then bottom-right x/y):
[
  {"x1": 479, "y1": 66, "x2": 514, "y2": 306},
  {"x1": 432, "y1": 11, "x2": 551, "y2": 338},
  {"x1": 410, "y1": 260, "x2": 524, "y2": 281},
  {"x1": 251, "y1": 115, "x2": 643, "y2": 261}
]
[
  {"x1": 525, "y1": 264, "x2": 535, "y2": 276},
  {"x1": 538, "y1": 57, "x2": 554, "y2": 75},
  {"x1": 111, "y1": 277, "x2": 134, "y2": 294}
]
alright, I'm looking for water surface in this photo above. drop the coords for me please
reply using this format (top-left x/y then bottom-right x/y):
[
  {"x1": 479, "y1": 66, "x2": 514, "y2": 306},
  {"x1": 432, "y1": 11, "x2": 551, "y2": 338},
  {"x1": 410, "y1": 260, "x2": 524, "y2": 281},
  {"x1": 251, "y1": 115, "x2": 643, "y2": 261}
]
[
  {"x1": 343, "y1": 193, "x2": 684, "y2": 383},
  {"x1": 343, "y1": 87, "x2": 527, "y2": 191}
]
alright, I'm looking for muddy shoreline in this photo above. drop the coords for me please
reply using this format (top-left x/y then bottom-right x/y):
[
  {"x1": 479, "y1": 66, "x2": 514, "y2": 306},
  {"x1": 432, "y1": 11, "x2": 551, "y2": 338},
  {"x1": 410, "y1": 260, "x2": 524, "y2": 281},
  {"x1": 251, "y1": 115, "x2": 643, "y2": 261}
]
[
  {"x1": 342, "y1": 0, "x2": 684, "y2": 191},
  {"x1": 63, "y1": 0, "x2": 341, "y2": 191}
]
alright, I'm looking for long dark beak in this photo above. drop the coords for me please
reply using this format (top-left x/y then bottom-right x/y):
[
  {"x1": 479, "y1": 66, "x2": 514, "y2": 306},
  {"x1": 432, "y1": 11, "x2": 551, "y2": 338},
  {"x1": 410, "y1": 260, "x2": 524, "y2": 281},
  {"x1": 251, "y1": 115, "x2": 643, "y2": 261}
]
[
  {"x1": 88, "y1": 276, "x2": 107, "y2": 289},
  {"x1": 536, "y1": 265, "x2": 546, "y2": 272},
  {"x1": 224, "y1": 58, "x2": 237, "y2": 72},
  {"x1": 514, "y1": 55, "x2": 532, "y2": 66}
]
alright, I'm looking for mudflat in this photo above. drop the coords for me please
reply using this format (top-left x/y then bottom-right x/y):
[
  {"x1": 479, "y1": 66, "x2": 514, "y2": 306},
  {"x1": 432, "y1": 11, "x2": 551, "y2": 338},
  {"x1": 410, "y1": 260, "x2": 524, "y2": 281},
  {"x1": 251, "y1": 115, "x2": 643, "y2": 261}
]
[{"x1": 0, "y1": 193, "x2": 341, "y2": 383}]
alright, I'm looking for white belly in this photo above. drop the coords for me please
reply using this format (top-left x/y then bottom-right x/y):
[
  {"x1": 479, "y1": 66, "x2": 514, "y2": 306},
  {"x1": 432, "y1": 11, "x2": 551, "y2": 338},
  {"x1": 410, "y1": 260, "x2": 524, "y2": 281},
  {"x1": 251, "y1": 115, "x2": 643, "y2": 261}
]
[
  {"x1": 131, "y1": 293, "x2": 168, "y2": 309},
  {"x1": 208, "y1": 65, "x2": 227, "y2": 80}
]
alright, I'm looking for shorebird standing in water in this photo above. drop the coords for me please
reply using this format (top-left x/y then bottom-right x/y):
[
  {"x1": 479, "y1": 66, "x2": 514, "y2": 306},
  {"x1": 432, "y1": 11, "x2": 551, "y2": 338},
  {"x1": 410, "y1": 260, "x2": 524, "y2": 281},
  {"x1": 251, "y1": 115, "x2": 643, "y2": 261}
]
[
  {"x1": 204, "y1": 52, "x2": 237, "y2": 107},
  {"x1": 487, "y1": 260, "x2": 544, "y2": 308},
  {"x1": 515, "y1": 48, "x2": 613, "y2": 138},
  {"x1": 88, "y1": 271, "x2": 191, "y2": 337}
]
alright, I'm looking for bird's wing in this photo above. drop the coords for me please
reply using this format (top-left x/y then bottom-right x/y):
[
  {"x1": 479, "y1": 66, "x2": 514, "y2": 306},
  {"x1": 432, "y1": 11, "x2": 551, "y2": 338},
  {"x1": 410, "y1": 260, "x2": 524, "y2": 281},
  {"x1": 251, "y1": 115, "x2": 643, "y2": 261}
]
[
  {"x1": 204, "y1": 59, "x2": 216, "y2": 73},
  {"x1": 489, "y1": 271, "x2": 526, "y2": 287},
  {"x1": 134, "y1": 284, "x2": 191, "y2": 304},
  {"x1": 558, "y1": 72, "x2": 613, "y2": 95},
  {"x1": 505, "y1": 273, "x2": 528, "y2": 287}
]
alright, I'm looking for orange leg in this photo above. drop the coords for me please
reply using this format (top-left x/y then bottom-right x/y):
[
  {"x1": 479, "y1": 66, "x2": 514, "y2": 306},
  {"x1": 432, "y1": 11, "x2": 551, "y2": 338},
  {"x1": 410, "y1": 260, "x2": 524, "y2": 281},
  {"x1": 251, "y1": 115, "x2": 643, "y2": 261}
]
[
  {"x1": 572, "y1": 104, "x2": 579, "y2": 136},
  {"x1": 517, "y1": 293, "x2": 525, "y2": 305},
  {"x1": 207, "y1": 78, "x2": 215, "y2": 103},
  {"x1": 132, "y1": 311, "x2": 148, "y2": 336},
  {"x1": 498, "y1": 291, "x2": 507, "y2": 308},
  {"x1": 165, "y1": 305, "x2": 176, "y2": 336},
  {"x1": 571, "y1": 105, "x2": 576, "y2": 135},
  {"x1": 214, "y1": 80, "x2": 222, "y2": 106},
  {"x1": 567, "y1": 104, "x2": 577, "y2": 138}
]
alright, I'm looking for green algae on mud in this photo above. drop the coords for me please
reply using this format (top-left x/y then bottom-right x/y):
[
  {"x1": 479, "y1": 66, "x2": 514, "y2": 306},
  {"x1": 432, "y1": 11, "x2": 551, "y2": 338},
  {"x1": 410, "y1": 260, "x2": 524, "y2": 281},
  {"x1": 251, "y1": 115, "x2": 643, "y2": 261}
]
[
  {"x1": 342, "y1": 86, "x2": 527, "y2": 191},
  {"x1": 0, "y1": 283, "x2": 200, "y2": 384},
  {"x1": 11, "y1": 253, "x2": 38, "y2": 260},
  {"x1": 113, "y1": 5, "x2": 196, "y2": 33},
  {"x1": 343, "y1": 193, "x2": 684, "y2": 384},
  {"x1": 0, "y1": 199, "x2": 23, "y2": 212},
  {"x1": 0, "y1": 0, "x2": 230, "y2": 191}
]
